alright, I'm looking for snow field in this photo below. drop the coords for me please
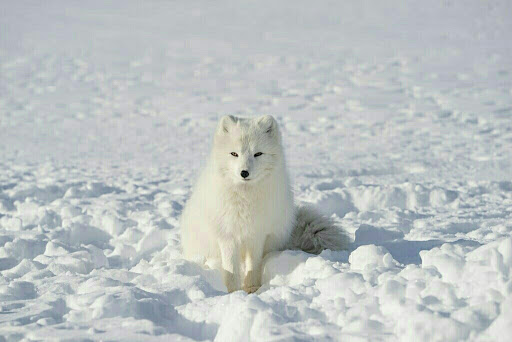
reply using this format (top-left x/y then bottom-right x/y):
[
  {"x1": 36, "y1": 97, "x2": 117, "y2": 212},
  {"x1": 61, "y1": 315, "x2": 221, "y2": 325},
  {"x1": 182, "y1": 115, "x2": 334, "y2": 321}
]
[
  {"x1": 2, "y1": 0, "x2": 512, "y2": 340},
  {"x1": 1, "y1": 169, "x2": 512, "y2": 340}
]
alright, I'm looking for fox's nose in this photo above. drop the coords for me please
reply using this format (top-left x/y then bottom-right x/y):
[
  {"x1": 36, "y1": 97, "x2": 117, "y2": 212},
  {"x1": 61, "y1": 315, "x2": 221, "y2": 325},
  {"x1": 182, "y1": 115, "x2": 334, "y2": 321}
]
[{"x1": 241, "y1": 170, "x2": 249, "y2": 178}]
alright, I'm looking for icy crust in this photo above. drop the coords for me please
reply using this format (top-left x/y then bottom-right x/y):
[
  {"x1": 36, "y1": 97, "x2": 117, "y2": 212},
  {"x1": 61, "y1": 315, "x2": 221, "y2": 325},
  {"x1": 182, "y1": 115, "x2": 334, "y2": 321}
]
[{"x1": 1, "y1": 171, "x2": 511, "y2": 341}]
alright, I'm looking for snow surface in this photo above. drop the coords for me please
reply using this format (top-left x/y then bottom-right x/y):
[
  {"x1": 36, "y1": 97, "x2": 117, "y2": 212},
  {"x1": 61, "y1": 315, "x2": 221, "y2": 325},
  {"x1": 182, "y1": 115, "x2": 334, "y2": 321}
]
[{"x1": 1, "y1": 0, "x2": 512, "y2": 340}]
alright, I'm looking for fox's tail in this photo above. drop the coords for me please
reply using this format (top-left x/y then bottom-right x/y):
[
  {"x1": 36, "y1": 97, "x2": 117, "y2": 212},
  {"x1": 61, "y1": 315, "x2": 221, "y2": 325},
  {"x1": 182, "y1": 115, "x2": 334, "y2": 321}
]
[{"x1": 288, "y1": 206, "x2": 350, "y2": 254}]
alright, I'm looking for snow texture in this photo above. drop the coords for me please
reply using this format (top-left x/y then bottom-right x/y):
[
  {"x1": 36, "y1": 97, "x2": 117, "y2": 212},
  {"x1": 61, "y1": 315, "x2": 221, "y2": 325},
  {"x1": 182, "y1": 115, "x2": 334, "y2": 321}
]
[{"x1": 1, "y1": 0, "x2": 512, "y2": 341}]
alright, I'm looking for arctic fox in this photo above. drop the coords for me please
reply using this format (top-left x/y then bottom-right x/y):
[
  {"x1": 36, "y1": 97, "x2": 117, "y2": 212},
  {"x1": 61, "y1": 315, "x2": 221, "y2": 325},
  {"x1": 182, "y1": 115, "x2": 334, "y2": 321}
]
[{"x1": 180, "y1": 115, "x2": 349, "y2": 293}]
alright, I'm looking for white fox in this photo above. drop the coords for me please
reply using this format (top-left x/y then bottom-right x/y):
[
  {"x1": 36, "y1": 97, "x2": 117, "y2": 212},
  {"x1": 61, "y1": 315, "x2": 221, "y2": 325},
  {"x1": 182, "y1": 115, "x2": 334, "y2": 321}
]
[{"x1": 180, "y1": 115, "x2": 349, "y2": 293}]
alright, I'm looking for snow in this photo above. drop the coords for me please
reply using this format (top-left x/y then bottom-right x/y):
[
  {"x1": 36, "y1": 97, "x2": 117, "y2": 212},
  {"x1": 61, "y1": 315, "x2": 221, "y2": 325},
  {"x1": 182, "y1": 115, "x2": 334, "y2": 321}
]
[{"x1": 1, "y1": 0, "x2": 512, "y2": 340}]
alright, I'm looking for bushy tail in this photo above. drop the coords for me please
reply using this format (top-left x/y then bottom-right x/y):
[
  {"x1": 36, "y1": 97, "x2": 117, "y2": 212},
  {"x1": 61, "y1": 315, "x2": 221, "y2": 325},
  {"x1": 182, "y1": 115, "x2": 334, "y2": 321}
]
[{"x1": 288, "y1": 206, "x2": 350, "y2": 254}]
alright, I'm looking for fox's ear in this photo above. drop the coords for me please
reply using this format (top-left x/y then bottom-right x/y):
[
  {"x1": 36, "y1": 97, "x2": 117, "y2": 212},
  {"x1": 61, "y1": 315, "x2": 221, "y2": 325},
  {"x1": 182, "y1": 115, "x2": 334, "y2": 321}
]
[
  {"x1": 218, "y1": 115, "x2": 236, "y2": 134},
  {"x1": 257, "y1": 115, "x2": 277, "y2": 135}
]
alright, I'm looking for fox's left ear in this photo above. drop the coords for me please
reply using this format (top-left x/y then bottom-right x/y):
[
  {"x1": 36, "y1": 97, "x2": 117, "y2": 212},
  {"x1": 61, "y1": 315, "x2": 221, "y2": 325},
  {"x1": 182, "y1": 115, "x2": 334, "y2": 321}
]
[
  {"x1": 217, "y1": 115, "x2": 237, "y2": 134},
  {"x1": 257, "y1": 115, "x2": 277, "y2": 136}
]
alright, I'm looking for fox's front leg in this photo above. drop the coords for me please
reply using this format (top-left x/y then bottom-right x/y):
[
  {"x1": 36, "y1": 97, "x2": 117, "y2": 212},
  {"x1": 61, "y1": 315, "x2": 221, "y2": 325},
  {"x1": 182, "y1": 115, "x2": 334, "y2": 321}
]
[
  {"x1": 218, "y1": 238, "x2": 240, "y2": 293},
  {"x1": 243, "y1": 238, "x2": 265, "y2": 294}
]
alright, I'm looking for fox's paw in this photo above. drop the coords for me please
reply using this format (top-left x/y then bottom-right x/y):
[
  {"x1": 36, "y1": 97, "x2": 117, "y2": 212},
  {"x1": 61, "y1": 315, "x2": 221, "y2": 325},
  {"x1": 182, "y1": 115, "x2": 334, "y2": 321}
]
[
  {"x1": 222, "y1": 270, "x2": 240, "y2": 293},
  {"x1": 227, "y1": 286, "x2": 239, "y2": 293},
  {"x1": 243, "y1": 270, "x2": 261, "y2": 294},
  {"x1": 243, "y1": 285, "x2": 260, "y2": 294}
]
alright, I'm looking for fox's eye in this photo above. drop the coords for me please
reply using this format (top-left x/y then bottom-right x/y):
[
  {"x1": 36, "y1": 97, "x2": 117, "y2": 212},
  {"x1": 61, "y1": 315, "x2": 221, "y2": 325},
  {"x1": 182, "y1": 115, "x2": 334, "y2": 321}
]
[
  {"x1": 231, "y1": 152, "x2": 238, "y2": 157},
  {"x1": 254, "y1": 152, "x2": 263, "y2": 157}
]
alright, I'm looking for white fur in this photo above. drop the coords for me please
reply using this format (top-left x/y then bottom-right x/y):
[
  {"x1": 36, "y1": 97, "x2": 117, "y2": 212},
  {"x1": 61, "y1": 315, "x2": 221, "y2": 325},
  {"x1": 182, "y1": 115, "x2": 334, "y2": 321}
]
[
  {"x1": 180, "y1": 115, "x2": 294, "y2": 293},
  {"x1": 180, "y1": 115, "x2": 348, "y2": 293}
]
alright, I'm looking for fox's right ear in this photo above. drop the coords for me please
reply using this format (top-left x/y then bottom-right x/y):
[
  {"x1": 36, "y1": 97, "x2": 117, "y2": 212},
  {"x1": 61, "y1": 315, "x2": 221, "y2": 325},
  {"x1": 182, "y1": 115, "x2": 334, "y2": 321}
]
[
  {"x1": 217, "y1": 115, "x2": 236, "y2": 134},
  {"x1": 257, "y1": 115, "x2": 277, "y2": 136}
]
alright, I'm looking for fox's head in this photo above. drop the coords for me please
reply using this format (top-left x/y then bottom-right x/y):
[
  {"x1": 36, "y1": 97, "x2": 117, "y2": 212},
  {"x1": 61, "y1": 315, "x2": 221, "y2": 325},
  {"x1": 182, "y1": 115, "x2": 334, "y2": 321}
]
[{"x1": 213, "y1": 115, "x2": 283, "y2": 185}]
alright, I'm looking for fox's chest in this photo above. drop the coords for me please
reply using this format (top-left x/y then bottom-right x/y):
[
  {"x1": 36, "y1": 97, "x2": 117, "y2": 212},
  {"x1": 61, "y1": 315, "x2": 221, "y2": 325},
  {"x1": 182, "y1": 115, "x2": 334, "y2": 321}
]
[{"x1": 217, "y1": 190, "x2": 270, "y2": 237}]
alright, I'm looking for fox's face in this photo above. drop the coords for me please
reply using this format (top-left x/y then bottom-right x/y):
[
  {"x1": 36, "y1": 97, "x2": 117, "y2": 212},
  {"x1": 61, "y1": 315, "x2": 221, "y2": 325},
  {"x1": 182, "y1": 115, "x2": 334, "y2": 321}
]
[{"x1": 213, "y1": 115, "x2": 283, "y2": 185}]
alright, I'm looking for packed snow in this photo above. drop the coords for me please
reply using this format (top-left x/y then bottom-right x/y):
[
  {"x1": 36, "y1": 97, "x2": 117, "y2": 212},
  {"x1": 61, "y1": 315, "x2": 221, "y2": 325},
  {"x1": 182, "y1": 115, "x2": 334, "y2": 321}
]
[{"x1": 1, "y1": 0, "x2": 512, "y2": 340}]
